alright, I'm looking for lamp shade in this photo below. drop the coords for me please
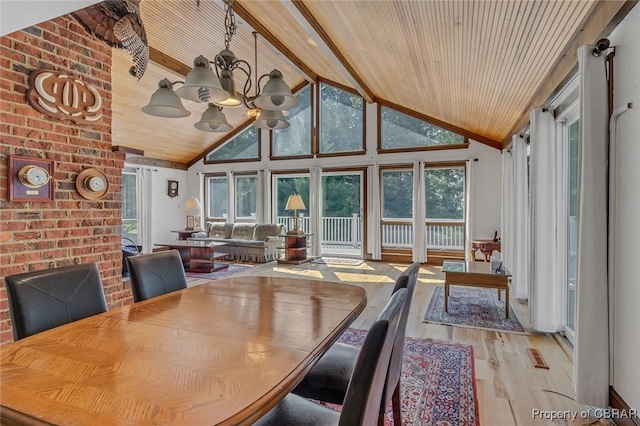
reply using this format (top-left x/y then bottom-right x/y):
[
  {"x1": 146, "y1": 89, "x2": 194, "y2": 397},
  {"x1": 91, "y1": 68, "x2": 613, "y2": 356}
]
[
  {"x1": 194, "y1": 104, "x2": 233, "y2": 132},
  {"x1": 175, "y1": 56, "x2": 228, "y2": 104},
  {"x1": 254, "y1": 70, "x2": 300, "y2": 111},
  {"x1": 142, "y1": 79, "x2": 191, "y2": 118},
  {"x1": 254, "y1": 109, "x2": 290, "y2": 130},
  {"x1": 184, "y1": 196, "x2": 201, "y2": 211},
  {"x1": 285, "y1": 194, "x2": 306, "y2": 211}
]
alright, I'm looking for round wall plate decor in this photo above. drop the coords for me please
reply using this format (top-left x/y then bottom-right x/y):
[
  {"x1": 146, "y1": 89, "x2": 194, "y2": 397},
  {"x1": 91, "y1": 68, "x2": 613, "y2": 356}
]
[{"x1": 76, "y1": 168, "x2": 109, "y2": 200}]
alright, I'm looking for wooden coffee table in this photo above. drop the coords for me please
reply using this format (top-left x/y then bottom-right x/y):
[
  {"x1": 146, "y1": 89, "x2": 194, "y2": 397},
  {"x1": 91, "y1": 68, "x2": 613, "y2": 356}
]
[
  {"x1": 442, "y1": 260, "x2": 512, "y2": 318},
  {"x1": 154, "y1": 241, "x2": 229, "y2": 273}
]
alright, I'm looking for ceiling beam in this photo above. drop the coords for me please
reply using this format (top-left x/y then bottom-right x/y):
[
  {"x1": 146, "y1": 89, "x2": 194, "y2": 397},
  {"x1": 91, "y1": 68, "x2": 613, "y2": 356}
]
[
  {"x1": 502, "y1": 0, "x2": 637, "y2": 148},
  {"x1": 231, "y1": 1, "x2": 317, "y2": 83},
  {"x1": 149, "y1": 46, "x2": 191, "y2": 76},
  {"x1": 279, "y1": 0, "x2": 375, "y2": 103}
]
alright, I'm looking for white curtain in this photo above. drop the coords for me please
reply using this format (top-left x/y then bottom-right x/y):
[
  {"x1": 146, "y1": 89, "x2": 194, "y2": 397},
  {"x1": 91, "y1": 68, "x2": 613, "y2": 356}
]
[
  {"x1": 412, "y1": 161, "x2": 427, "y2": 263},
  {"x1": 501, "y1": 145, "x2": 515, "y2": 268},
  {"x1": 573, "y1": 45, "x2": 610, "y2": 408},
  {"x1": 136, "y1": 167, "x2": 153, "y2": 254},
  {"x1": 226, "y1": 171, "x2": 235, "y2": 222},
  {"x1": 367, "y1": 164, "x2": 381, "y2": 259},
  {"x1": 529, "y1": 107, "x2": 562, "y2": 332},
  {"x1": 513, "y1": 135, "x2": 529, "y2": 299},
  {"x1": 309, "y1": 167, "x2": 322, "y2": 257},
  {"x1": 256, "y1": 169, "x2": 271, "y2": 223},
  {"x1": 464, "y1": 159, "x2": 474, "y2": 262}
]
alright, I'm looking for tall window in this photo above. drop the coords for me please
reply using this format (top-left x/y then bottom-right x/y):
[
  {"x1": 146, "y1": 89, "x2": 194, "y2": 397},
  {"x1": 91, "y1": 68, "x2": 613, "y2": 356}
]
[
  {"x1": 380, "y1": 106, "x2": 465, "y2": 150},
  {"x1": 272, "y1": 85, "x2": 312, "y2": 157},
  {"x1": 205, "y1": 126, "x2": 259, "y2": 162},
  {"x1": 381, "y1": 169, "x2": 413, "y2": 248},
  {"x1": 566, "y1": 119, "x2": 580, "y2": 340},
  {"x1": 425, "y1": 166, "x2": 465, "y2": 250},
  {"x1": 205, "y1": 175, "x2": 228, "y2": 220},
  {"x1": 235, "y1": 175, "x2": 257, "y2": 222},
  {"x1": 274, "y1": 174, "x2": 310, "y2": 233},
  {"x1": 121, "y1": 169, "x2": 138, "y2": 244},
  {"x1": 319, "y1": 83, "x2": 364, "y2": 154}
]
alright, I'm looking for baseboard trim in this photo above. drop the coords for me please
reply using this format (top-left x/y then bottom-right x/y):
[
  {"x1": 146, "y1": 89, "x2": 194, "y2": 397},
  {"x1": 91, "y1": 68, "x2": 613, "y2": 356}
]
[{"x1": 610, "y1": 386, "x2": 639, "y2": 425}]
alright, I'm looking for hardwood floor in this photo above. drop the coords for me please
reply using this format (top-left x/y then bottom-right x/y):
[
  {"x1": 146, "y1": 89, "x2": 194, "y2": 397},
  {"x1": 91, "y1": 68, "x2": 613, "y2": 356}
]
[{"x1": 188, "y1": 261, "x2": 611, "y2": 426}]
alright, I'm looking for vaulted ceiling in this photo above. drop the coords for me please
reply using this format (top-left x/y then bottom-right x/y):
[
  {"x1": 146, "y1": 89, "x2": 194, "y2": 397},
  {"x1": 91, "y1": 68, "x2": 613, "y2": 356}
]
[{"x1": 109, "y1": 0, "x2": 629, "y2": 166}]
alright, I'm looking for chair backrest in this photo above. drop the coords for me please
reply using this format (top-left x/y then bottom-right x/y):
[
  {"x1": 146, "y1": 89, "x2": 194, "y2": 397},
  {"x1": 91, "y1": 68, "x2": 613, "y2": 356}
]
[
  {"x1": 339, "y1": 288, "x2": 408, "y2": 426},
  {"x1": 381, "y1": 261, "x2": 421, "y2": 408},
  {"x1": 5, "y1": 263, "x2": 108, "y2": 341},
  {"x1": 127, "y1": 250, "x2": 188, "y2": 302}
]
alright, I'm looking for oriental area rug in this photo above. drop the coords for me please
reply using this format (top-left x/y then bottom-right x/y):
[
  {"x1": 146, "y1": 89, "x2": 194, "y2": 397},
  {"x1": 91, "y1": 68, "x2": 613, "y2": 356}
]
[
  {"x1": 323, "y1": 328, "x2": 479, "y2": 426},
  {"x1": 424, "y1": 286, "x2": 525, "y2": 333}
]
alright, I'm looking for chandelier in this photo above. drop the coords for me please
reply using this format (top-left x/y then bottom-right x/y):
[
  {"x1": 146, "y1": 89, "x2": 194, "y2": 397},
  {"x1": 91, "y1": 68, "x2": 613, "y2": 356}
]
[{"x1": 141, "y1": 0, "x2": 299, "y2": 132}]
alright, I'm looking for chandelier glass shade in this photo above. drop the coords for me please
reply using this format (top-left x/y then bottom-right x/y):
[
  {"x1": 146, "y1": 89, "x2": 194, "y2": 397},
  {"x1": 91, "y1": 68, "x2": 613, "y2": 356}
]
[
  {"x1": 194, "y1": 104, "x2": 233, "y2": 132},
  {"x1": 141, "y1": 0, "x2": 299, "y2": 132}
]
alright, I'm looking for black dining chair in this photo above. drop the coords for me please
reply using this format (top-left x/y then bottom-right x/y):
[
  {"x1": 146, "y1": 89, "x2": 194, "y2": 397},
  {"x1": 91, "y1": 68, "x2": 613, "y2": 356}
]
[
  {"x1": 4, "y1": 263, "x2": 108, "y2": 341},
  {"x1": 254, "y1": 288, "x2": 409, "y2": 426},
  {"x1": 126, "y1": 250, "x2": 188, "y2": 302},
  {"x1": 293, "y1": 262, "x2": 421, "y2": 425}
]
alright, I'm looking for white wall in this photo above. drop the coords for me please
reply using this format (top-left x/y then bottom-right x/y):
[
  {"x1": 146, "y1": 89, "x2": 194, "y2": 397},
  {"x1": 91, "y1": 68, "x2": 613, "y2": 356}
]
[
  {"x1": 609, "y1": 4, "x2": 640, "y2": 409},
  {"x1": 0, "y1": 1, "x2": 100, "y2": 36},
  {"x1": 188, "y1": 101, "x2": 503, "y2": 246},
  {"x1": 150, "y1": 167, "x2": 189, "y2": 245}
]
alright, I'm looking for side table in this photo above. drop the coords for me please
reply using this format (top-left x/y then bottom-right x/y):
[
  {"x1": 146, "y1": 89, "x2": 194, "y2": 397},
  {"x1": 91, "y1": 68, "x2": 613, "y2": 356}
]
[
  {"x1": 470, "y1": 240, "x2": 501, "y2": 262},
  {"x1": 278, "y1": 234, "x2": 313, "y2": 265},
  {"x1": 172, "y1": 230, "x2": 196, "y2": 240}
]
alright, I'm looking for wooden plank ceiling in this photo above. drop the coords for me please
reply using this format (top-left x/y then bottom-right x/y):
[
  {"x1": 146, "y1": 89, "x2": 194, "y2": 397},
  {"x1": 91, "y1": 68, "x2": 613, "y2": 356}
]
[{"x1": 110, "y1": 0, "x2": 601, "y2": 164}]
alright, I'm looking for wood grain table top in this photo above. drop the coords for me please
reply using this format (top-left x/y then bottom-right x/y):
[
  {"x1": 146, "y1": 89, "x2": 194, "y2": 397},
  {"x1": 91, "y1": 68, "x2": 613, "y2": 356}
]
[{"x1": 0, "y1": 276, "x2": 367, "y2": 426}]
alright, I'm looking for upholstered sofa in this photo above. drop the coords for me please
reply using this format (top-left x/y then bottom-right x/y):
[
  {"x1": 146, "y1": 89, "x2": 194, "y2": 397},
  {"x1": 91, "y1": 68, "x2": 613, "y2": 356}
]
[{"x1": 190, "y1": 222, "x2": 285, "y2": 263}]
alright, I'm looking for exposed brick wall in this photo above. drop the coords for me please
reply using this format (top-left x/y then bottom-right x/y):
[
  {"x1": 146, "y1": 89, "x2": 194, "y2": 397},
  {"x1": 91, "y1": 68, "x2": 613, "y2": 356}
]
[{"x1": 0, "y1": 15, "x2": 133, "y2": 344}]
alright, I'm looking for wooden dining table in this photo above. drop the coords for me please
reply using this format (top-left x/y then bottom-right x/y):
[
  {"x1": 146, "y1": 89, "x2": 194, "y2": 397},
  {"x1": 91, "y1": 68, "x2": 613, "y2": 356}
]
[{"x1": 0, "y1": 276, "x2": 367, "y2": 426}]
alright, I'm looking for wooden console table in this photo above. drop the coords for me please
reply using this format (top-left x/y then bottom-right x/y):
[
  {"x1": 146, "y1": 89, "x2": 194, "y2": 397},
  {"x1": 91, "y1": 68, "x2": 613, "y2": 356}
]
[
  {"x1": 470, "y1": 239, "x2": 501, "y2": 261},
  {"x1": 154, "y1": 241, "x2": 228, "y2": 273},
  {"x1": 442, "y1": 260, "x2": 512, "y2": 318},
  {"x1": 278, "y1": 233, "x2": 313, "y2": 265}
]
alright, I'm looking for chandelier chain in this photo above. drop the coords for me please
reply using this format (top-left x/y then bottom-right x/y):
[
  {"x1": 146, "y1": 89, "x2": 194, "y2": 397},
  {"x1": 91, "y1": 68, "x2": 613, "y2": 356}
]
[{"x1": 223, "y1": 0, "x2": 237, "y2": 50}]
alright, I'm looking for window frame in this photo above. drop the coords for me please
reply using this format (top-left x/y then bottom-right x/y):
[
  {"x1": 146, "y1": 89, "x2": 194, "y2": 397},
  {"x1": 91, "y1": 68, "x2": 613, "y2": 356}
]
[
  {"x1": 377, "y1": 102, "x2": 469, "y2": 154},
  {"x1": 316, "y1": 79, "x2": 366, "y2": 158},
  {"x1": 203, "y1": 124, "x2": 261, "y2": 165},
  {"x1": 203, "y1": 173, "x2": 228, "y2": 222},
  {"x1": 233, "y1": 172, "x2": 258, "y2": 223},
  {"x1": 121, "y1": 168, "x2": 139, "y2": 245},
  {"x1": 424, "y1": 162, "x2": 467, "y2": 252},
  {"x1": 269, "y1": 83, "x2": 314, "y2": 161}
]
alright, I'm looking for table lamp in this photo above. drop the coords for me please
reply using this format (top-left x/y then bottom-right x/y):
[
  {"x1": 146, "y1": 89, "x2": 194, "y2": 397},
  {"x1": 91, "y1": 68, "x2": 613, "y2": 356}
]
[
  {"x1": 285, "y1": 194, "x2": 306, "y2": 235},
  {"x1": 185, "y1": 196, "x2": 202, "y2": 230}
]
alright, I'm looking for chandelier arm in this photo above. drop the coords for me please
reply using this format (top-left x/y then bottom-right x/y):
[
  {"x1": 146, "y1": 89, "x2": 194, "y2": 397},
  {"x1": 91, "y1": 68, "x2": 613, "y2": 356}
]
[
  {"x1": 159, "y1": 78, "x2": 185, "y2": 88},
  {"x1": 211, "y1": 58, "x2": 222, "y2": 78},
  {"x1": 234, "y1": 67, "x2": 255, "y2": 109}
]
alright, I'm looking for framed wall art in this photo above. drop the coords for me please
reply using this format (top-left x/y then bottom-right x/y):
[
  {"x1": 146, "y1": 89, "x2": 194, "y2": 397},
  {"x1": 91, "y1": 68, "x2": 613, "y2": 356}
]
[{"x1": 8, "y1": 155, "x2": 55, "y2": 202}]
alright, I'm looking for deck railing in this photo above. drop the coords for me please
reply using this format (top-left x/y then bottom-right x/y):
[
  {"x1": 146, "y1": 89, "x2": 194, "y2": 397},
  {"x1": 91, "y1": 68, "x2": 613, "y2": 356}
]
[{"x1": 276, "y1": 216, "x2": 464, "y2": 250}]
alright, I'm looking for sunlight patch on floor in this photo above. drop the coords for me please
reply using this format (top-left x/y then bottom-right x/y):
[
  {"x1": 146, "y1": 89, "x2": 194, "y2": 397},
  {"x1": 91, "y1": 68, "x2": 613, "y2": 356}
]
[{"x1": 333, "y1": 271, "x2": 395, "y2": 283}]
